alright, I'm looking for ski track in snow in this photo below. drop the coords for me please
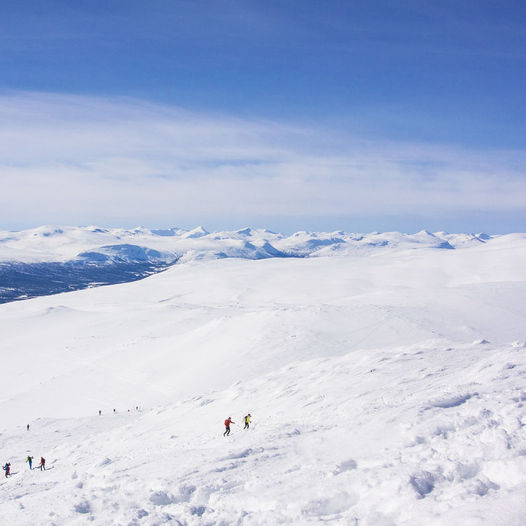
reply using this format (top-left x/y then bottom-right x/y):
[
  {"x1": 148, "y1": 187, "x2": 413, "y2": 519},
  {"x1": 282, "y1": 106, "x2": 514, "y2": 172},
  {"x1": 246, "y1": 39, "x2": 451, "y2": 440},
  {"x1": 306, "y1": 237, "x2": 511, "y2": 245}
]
[{"x1": 1, "y1": 235, "x2": 526, "y2": 525}]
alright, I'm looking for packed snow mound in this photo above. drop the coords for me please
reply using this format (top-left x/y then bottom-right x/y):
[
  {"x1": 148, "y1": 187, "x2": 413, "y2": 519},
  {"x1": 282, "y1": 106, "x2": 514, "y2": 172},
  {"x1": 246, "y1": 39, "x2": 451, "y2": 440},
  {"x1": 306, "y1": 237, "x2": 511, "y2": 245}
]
[
  {"x1": 1, "y1": 236, "x2": 526, "y2": 524},
  {"x1": 0, "y1": 225, "x2": 517, "y2": 264}
]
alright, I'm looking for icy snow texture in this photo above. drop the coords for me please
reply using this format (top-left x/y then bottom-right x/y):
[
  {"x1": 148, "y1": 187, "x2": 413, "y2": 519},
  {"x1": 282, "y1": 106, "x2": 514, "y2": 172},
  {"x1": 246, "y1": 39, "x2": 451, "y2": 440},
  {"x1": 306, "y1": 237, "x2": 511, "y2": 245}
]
[{"x1": 0, "y1": 232, "x2": 526, "y2": 524}]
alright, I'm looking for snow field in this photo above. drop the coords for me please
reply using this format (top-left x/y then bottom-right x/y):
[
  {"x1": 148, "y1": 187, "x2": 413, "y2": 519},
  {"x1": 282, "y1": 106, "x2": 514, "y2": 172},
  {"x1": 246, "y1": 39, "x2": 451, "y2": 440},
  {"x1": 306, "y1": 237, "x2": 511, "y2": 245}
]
[
  {"x1": 1, "y1": 236, "x2": 526, "y2": 524},
  {"x1": 2, "y1": 341, "x2": 526, "y2": 525}
]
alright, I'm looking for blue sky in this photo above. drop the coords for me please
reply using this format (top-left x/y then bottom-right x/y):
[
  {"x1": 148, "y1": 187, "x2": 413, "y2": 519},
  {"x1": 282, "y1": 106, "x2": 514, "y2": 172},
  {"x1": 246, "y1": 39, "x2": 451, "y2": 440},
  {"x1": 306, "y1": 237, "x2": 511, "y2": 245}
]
[{"x1": 1, "y1": 1, "x2": 525, "y2": 233}]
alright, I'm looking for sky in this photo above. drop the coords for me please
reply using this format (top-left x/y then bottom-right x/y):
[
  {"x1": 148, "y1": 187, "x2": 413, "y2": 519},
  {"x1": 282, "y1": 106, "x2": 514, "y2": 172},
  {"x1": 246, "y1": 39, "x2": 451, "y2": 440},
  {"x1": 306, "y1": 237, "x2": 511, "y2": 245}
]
[{"x1": 1, "y1": 0, "x2": 525, "y2": 233}]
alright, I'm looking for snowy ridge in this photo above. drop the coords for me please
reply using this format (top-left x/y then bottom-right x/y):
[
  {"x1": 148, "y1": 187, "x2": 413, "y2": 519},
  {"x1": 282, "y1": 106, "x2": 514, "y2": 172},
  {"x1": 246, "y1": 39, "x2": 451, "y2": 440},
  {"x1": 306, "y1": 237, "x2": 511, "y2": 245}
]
[{"x1": 0, "y1": 225, "x2": 504, "y2": 264}]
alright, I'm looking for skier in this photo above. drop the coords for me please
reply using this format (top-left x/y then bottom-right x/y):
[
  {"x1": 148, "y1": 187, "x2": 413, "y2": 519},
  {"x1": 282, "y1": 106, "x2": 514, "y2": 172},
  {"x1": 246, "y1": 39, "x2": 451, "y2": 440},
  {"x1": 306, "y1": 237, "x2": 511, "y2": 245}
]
[
  {"x1": 39, "y1": 457, "x2": 46, "y2": 471},
  {"x1": 223, "y1": 417, "x2": 235, "y2": 436},
  {"x1": 3, "y1": 462, "x2": 10, "y2": 478},
  {"x1": 98, "y1": 410, "x2": 101, "y2": 416},
  {"x1": 244, "y1": 413, "x2": 251, "y2": 430},
  {"x1": 26, "y1": 424, "x2": 30, "y2": 431},
  {"x1": 26, "y1": 455, "x2": 33, "y2": 469}
]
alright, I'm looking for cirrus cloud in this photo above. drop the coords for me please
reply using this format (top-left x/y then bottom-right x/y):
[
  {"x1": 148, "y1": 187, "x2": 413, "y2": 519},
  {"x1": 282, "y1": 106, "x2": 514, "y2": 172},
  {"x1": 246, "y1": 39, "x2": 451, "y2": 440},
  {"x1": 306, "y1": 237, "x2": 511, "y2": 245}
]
[{"x1": 1, "y1": 92, "x2": 525, "y2": 232}]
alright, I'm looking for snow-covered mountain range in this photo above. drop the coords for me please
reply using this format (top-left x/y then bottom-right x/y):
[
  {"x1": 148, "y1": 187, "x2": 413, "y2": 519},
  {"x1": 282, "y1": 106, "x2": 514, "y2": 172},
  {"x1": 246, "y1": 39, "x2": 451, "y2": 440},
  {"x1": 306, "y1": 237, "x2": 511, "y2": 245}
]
[
  {"x1": 1, "y1": 228, "x2": 526, "y2": 524},
  {"x1": 0, "y1": 225, "x2": 503, "y2": 303},
  {"x1": 0, "y1": 225, "x2": 496, "y2": 263}
]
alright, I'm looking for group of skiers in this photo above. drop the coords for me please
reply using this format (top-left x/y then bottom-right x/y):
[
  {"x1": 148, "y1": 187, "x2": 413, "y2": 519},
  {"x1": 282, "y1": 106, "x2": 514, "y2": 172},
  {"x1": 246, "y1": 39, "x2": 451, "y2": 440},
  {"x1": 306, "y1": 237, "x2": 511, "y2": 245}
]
[
  {"x1": 3, "y1": 413, "x2": 249, "y2": 480},
  {"x1": 3, "y1": 426, "x2": 47, "y2": 479},
  {"x1": 98, "y1": 406, "x2": 140, "y2": 415},
  {"x1": 224, "y1": 413, "x2": 251, "y2": 436},
  {"x1": 26, "y1": 455, "x2": 46, "y2": 470},
  {"x1": 3, "y1": 456, "x2": 45, "y2": 478}
]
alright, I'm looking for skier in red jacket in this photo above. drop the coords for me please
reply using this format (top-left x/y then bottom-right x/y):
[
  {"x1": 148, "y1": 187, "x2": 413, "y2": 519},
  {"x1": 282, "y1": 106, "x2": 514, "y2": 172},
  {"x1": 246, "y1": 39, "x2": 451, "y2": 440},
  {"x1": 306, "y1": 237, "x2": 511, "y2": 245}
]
[{"x1": 223, "y1": 417, "x2": 235, "y2": 436}]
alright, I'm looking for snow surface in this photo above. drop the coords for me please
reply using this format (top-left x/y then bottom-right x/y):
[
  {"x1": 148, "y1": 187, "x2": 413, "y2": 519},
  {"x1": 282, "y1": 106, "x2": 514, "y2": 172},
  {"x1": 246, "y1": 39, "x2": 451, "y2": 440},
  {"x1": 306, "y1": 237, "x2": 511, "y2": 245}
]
[{"x1": 1, "y1": 232, "x2": 526, "y2": 525}]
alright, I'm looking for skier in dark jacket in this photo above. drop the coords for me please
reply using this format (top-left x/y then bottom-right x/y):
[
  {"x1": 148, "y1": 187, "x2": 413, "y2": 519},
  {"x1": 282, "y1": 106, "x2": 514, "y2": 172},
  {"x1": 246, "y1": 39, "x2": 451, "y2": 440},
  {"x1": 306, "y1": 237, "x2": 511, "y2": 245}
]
[
  {"x1": 26, "y1": 456, "x2": 33, "y2": 469},
  {"x1": 3, "y1": 462, "x2": 10, "y2": 477},
  {"x1": 223, "y1": 417, "x2": 235, "y2": 436},
  {"x1": 39, "y1": 457, "x2": 46, "y2": 471}
]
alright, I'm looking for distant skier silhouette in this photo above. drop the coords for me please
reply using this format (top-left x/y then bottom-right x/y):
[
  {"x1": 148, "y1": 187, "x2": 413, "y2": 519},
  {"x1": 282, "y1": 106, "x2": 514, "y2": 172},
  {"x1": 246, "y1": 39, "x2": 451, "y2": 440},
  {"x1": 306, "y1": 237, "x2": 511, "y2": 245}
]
[
  {"x1": 3, "y1": 462, "x2": 10, "y2": 477},
  {"x1": 244, "y1": 414, "x2": 251, "y2": 429},
  {"x1": 98, "y1": 410, "x2": 101, "y2": 416},
  {"x1": 26, "y1": 424, "x2": 30, "y2": 431},
  {"x1": 26, "y1": 456, "x2": 33, "y2": 469},
  {"x1": 39, "y1": 457, "x2": 46, "y2": 471},
  {"x1": 223, "y1": 417, "x2": 235, "y2": 436}
]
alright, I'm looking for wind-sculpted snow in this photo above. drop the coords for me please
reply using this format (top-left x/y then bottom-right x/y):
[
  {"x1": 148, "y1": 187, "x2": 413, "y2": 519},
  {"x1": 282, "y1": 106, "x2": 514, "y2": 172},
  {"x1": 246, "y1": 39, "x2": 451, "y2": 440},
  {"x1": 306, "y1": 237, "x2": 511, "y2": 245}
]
[
  {"x1": 0, "y1": 225, "x2": 517, "y2": 303},
  {"x1": 0, "y1": 233, "x2": 526, "y2": 524},
  {"x1": 2, "y1": 343, "x2": 526, "y2": 525}
]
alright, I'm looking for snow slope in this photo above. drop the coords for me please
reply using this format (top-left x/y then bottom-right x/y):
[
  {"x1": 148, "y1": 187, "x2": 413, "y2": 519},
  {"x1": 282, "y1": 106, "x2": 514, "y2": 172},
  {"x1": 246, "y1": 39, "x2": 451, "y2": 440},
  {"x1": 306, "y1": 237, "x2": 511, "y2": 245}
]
[{"x1": 1, "y1": 234, "x2": 526, "y2": 525}]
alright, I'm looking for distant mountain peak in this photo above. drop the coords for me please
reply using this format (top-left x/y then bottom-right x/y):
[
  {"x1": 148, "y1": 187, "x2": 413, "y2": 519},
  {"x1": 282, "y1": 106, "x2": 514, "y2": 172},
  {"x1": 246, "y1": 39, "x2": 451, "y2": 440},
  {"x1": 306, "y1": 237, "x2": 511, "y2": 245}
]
[
  {"x1": 183, "y1": 226, "x2": 209, "y2": 239},
  {"x1": 235, "y1": 227, "x2": 253, "y2": 236}
]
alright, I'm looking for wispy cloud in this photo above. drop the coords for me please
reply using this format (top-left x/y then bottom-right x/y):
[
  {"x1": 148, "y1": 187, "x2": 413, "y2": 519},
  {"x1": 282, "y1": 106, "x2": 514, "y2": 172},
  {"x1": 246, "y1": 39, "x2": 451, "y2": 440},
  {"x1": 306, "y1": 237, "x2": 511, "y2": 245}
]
[{"x1": 0, "y1": 92, "x2": 525, "y2": 230}]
